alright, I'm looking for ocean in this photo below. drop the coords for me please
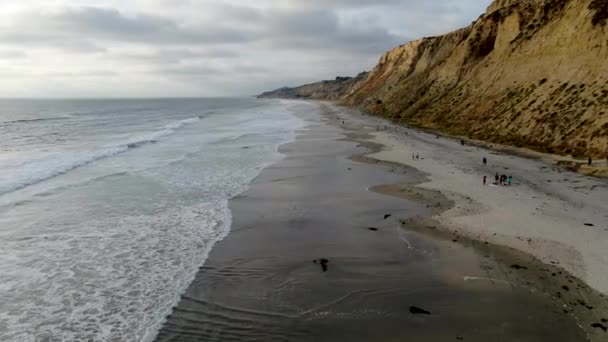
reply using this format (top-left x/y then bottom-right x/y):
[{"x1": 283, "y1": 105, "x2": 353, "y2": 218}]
[{"x1": 0, "y1": 98, "x2": 306, "y2": 341}]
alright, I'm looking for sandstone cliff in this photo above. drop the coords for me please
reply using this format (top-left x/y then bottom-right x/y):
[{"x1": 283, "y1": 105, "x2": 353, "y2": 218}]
[
  {"x1": 258, "y1": 73, "x2": 368, "y2": 100},
  {"x1": 343, "y1": 0, "x2": 608, "y2": 158},
  {"x1": 261, "y1": 0, "x2": 608, "y2": 158}
]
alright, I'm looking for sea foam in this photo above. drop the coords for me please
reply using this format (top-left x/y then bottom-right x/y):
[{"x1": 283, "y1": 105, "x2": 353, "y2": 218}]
[{"x1": 0, "y1": 117, "x2": 201, "y2": 195}]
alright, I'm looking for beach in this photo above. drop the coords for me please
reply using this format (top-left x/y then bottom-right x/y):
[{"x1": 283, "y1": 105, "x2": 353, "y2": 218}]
[
  {"x1": 155, "y1": 101, "x2": 607, "y2": 341},
  {"x1": 328, "y1": 104, "x2": 608, "y2": 292}
]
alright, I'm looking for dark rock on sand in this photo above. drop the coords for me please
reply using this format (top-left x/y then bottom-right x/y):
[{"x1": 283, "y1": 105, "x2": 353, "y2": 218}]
[
  {"x1": 562, "y1": 285, "x2": 570, "y2": 291},
  {"x1": 510, "y1": 264, "x2": 528, "y2": 270},
  {"x1": 384, "y1": 214, "x2": 392, "y2": 220},
  {"x1": 368, "y1": 227, "x2": 379, "y2": 231},
  {"x1": 591, "y1": 323, "x2": 607, "y2": 331},
  {"x1": 584, "y1": 223, "x2": 595, "y2": 227},
  {"x1": 313, "y1": 258, "x2": 329, "y2": 272},
  {"x1": 409, "y1": 306, "x2": 432, "y2": 315}
]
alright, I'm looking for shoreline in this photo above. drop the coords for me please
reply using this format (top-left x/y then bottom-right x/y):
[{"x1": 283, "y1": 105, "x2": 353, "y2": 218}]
[
  {"x1": 337, "y1": 119, "x2": 608, "y2": 339},
  {"x1": 326, "y1": 102, "x2": 608, "y2": 289},
  {"x1": 319, "y1": 100, "x2": 608, "y2": 178},
  {"x1": 155, "y1": 101, "x2": 603, "y2": 341},
  {"x1": 326, "y1": 102, "x2": 608, "y2": 338},
  {"x1": 390, "y1": 120, "x2": 608, "y2": 178}
]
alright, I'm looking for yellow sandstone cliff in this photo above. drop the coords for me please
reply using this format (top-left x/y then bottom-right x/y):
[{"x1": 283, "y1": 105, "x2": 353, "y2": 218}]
[{"x1": 341, "y1": 0, "x2": 608, "y2": 158}]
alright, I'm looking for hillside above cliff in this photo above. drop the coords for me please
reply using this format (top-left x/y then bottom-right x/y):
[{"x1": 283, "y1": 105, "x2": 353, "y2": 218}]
[
  {"x1": 258, "y1": 73, "x2": 368, "y2": 100},
  {"x1": 260, "y1": 0, "x2": 608, "y2": 159}
]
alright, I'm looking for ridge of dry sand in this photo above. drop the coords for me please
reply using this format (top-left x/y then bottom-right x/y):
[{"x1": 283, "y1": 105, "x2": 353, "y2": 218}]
[{"x1": 330, "y1": 104, "x2": 608, "y2": 295}]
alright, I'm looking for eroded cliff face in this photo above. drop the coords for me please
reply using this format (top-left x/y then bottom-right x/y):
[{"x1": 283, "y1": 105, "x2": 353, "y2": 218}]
[{"x1": 341, "y1": 0, "x2": 608, "y2": 157}]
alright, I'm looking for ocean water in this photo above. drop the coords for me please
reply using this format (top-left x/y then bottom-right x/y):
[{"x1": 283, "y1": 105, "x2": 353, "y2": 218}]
[{"x1": 0, "y1": 98, "x2": 306, "y2": 341}]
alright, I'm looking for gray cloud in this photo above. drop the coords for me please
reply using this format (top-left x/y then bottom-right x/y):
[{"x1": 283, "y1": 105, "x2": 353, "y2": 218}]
[
  {"x1": 0, "y1": 0, "x2": 489, "y2": 97},
  {"x1": 2, "y1": 5, "x2": 405, "y2": 56},
  {"x1": 223, "y1": 6, "x2": 405, "y2": 55},
  {"x1": 0, "y1": 7, "x2": 255, "y2": 51},
  {"x1": 160, "y1": 65, "x2": 223, "y2": 77},
  {"x1": 117, "y1": 49, "x2": 240, "y2": 64},
  {"x1": 158, "y1": 63, "x2": 268, "y2": 78},
  {"x1": 47, "y1": 71, "x2": 119, "y2": 78},
  {"x1": 0, "y1": 50, "x2": 27, "y2": 59},
  {"x1": 266, "y1": 25, "x2": 404, "y2": 55}
]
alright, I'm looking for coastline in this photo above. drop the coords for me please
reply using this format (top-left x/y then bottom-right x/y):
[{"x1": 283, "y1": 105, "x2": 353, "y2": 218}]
[
  {"x1": 331, "y1": 106, "x2": 608, "y2": 339},
  {"x1": 326, "y1": 103, "x2": 608, "y2": 292},
  {"x1": 155, "y1": 101, "x2": 604, "y2": 341}
]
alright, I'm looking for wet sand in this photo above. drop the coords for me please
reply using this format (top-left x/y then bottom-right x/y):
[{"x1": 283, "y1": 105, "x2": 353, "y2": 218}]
[
  {"x1": 327, "y1": 103, "x2": 608, "y2": 294},
  {"x1": 155, "y1": 102, "x2": 591, "y2": 341}
]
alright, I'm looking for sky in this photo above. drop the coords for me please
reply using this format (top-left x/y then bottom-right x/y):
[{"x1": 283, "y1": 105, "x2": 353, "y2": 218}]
[{"x1": 0, "y1": 0, "x2": 490, "y2": 98}]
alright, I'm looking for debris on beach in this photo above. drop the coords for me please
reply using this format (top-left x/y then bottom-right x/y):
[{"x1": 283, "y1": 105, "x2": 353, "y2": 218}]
[
  {"x1": 384, "y1": 214, "x2": 392, "y2": 220},
  {"x1": 409, "y1": 306, "x2": 432, "y2": 315},
  {"x1": 313, "y1": 258, "x2": 329, "y2": 272},
  {"x1": 584, "y1": 223, "x2": 595, "y2": 227},
  {"x1": 510, "y1": 264, "x2": 528, "y2": 270},
  {"x1": 368, "y1": 227, "x2": 379, "y2": 231}
]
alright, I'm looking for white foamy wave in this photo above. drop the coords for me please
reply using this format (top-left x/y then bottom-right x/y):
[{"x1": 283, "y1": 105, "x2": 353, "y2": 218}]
[
  {"x1": 0, "y1": 116, "x2": 71, "y2": 125},
  {"x1": 122, "y1": 117, "x2": 200, "y2": 148},
  {"x1": 163, "y1": 117, "x2": 200, "y2": 130},
  {"x1": 0, "y1": 147, "x2": 128, "y2": 195},
  {"x1": 0, "y1": 117, "x2": 201, "y2": 195},
  {"x1": 0, "y1": 101, "x2": 308, "y2": 342},
  {"x1": 0, "y1": 202, "x2": 232, "y2": 342}
]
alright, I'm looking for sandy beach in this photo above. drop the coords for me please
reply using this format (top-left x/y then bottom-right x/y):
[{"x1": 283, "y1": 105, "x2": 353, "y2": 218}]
[
  {"x1": 154, "y1": 101, "x2": 606, "y2": 341},
  {"x1": 328, "y1": 103, "x2": 608, "y2": 293}
]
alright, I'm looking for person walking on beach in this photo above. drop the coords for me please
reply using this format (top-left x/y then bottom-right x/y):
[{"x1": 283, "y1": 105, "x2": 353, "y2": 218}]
[
  {"x1": 412, "y1": 153, "x2": 415, "y2": 160},
  {"x1": 483, "y1": 157, "x2": 487, "y2": 166},
  {"x1": 495, "y1": 173, "x2": 499, "y2": 185},
  {"x1": 588, "y1": 157, "x2": 592, "y2": 166},
  {"x1": 483, "y1": 176, "x2": 487, "y2": 186},
  {"x1": 507, "y1": 175, "x2": 513, "y2": 186}
]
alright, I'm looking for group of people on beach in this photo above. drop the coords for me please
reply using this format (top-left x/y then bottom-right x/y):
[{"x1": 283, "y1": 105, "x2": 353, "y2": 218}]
[
  {"x1": 496, "y1": 173, "x2": 513, "y2": 186},
  {"x1": 482, "y1": 173, "x2": 512, "y2": 186},
  {"x1": 481, "y1": 157, "x2": 513, "y2": 186}
]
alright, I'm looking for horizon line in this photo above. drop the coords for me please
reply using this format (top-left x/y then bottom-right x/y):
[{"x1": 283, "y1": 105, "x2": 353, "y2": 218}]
[{"x1": 0, "y1": 95, "x2": 259, "y2": 101}]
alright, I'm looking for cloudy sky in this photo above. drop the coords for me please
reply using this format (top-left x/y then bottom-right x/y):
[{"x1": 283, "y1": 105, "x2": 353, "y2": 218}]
[{"x1": 0, "y1": 0, "x2": 489, "y2": 98}]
